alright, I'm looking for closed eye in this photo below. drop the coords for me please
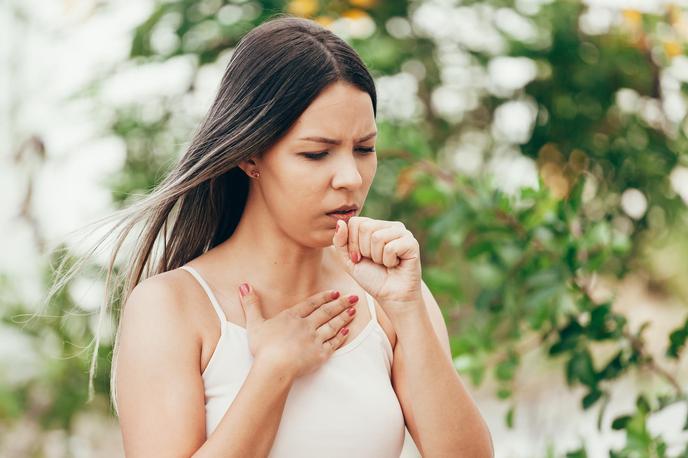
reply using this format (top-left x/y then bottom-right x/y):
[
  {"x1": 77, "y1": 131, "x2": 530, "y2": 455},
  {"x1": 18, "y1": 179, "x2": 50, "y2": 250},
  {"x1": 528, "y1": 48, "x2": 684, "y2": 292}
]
[{"x1": 302, "y1": 147, "x2": 376, "y2": 160}]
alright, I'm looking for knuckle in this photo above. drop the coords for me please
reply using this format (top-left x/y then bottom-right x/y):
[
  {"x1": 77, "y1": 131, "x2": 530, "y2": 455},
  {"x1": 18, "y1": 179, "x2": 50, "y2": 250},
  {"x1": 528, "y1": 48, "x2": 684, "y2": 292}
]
[
  {"x1": 322, "y1": 345, "x2": 332, "y2": 358},
  {"x1": 342, "y1": 307, "x2": 354, "y2": 320},
  {"x1": 338, "y1": 297, "x2": 350, "y2": 310}
]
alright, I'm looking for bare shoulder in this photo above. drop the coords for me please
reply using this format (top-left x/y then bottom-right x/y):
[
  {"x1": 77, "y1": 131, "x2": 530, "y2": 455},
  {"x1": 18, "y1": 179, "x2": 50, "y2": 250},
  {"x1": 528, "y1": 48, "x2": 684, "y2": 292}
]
[
  {"x1": 116, "y1": 269, "x2": 206, "y2": 456},
  {"x1": 119, "y1": 269, "x2": 202, "y2": 349}
]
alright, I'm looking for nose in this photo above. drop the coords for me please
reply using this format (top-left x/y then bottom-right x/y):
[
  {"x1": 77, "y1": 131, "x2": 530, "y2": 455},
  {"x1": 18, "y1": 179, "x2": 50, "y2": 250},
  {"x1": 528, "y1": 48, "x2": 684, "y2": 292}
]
[{"x1": 331, "y1": 152, "x2": 363, "y2": 190}]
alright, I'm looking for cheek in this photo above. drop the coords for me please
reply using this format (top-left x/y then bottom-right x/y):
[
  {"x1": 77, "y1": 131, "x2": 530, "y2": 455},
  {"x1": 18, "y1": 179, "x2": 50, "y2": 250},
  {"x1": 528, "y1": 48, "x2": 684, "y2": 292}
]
[
  {"x1": 269, "y1": 172, "x2": 325, "y2": 221},
  {"x1": 361, "y1": 159, "x2": 377, "y2": 189}
]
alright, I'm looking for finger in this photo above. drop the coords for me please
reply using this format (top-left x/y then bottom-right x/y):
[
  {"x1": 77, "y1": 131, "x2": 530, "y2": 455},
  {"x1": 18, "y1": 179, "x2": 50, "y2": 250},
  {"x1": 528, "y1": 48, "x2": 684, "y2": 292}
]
[
  {"x1": 382, "y1": 235, "x2": 419, "y2": 267},
  {"x1": 309, "y1": 293, "x2": 359, "y2": 328},
  {"x1": 238, "y1": 282, "x2": 264, "y2": 326},
  {"x1": 332, "y1": 220, "x2": 353, "y2": 268},
  {"x1": 316, "y1": 303, "x2": 356, "y2": 341},
  {"x1": 324, "y1": 326, "x2": 351, "y2": 353},
  {"x1": 347, "y1": 217, "x2": 363, "y2": 263},
  {"x1": 356, "y1": 219, "x2": 374, "y2": 260},
  {"x1": 292, "y1": 289, "x2": 341, "y2": 318},
  {"x1": 370, "y1": 226, "x2": 405, "y2": 265},
  {"x1": 382, "y1": 240, "x2": 401, "y2": 267}
]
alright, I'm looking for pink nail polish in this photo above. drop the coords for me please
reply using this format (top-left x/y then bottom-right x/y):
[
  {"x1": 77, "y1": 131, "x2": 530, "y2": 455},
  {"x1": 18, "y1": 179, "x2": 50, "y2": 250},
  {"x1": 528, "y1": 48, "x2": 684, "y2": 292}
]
[
  {"x1": 347, "y1": 307, "x2": 356, "y2": 316},
  {"x1": 239, "y1": 283, "x2": 250, "y2": 297},
  {"x1": 348, "y1": 294, "x2": 359, "y2": 304}
]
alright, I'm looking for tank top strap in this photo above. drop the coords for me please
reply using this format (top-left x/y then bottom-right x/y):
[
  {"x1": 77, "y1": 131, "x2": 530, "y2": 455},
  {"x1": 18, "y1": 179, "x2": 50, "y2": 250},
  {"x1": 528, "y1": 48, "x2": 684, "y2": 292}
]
[
  {"x1": 365, "y1": 291, "x2": 377, "y2": 323},
  {"x1": 179, "y1": 265, "x2": 228, "y2": 325}
]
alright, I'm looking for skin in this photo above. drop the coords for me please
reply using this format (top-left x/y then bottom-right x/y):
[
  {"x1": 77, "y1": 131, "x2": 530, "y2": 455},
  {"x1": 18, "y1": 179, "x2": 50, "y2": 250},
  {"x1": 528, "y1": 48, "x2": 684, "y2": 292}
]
[
  {"x1": 190, "y1": 80, "x2": 380, "y2": 326},
  {"x1": 183, "y1": 81, "x2": 395, "y2": 378},
  {"x1": 116, "y1": 80, "x2": 493, "y2": 456}
]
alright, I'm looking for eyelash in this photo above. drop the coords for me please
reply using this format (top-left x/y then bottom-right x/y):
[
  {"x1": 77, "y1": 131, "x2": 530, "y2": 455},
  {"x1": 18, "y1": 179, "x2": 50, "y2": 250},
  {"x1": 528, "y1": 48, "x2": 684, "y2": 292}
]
[{"x1": 303, "y1": 147, "x2": 376, "y2": 160}]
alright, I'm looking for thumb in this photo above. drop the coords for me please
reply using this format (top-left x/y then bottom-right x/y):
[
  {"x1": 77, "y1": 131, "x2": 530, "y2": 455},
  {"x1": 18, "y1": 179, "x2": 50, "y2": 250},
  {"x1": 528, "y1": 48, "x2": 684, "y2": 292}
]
[
  {"x1": 238, "y1": 283, "x2": 264, "y2": 327},
  {"x1": 332, "y1": 220, "x2": 354, "y2": 271}
]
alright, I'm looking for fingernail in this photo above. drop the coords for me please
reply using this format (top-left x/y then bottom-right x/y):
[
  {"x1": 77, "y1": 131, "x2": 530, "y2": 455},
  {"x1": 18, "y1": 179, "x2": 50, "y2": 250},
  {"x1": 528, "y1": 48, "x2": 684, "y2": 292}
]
[
  {"x1": 353, "y1": 252, "x2": 361, "y2": 263},
  {"x1": 239, "y1": 283, "x2": 250, "y2": 297},
  {"x1": 348, "y1": 294, "x2": 359, "y2": 304},
  {"x1": 347, "y1": 307, "x2": 356, "y2": 316},
  {"x1": 341, "y1": 327, "x2": 349, "y2": 336},
  {"x1": 331, "y1": 290, "x2": 340, "y2": 300},
  {"x1": 334, "y1": 222, "x2": 340, "y2": 234}
]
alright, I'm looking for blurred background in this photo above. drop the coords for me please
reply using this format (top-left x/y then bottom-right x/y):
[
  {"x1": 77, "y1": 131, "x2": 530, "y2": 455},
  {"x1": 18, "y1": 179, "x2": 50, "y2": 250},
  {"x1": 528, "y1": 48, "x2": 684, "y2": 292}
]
[{"x1": 2, "y1": 0, "x2": 688, "y2": 456}]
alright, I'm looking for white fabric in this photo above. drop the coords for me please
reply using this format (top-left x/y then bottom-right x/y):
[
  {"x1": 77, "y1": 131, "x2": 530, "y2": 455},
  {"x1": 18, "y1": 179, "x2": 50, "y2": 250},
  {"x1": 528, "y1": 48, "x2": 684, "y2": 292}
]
[{"x1": 180, "y1": 265, "x2": 406, "y2": 457}]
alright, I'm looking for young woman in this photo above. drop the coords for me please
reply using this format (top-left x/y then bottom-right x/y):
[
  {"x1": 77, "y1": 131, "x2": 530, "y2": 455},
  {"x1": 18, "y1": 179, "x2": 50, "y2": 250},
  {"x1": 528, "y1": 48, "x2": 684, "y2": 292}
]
[{"x1": 102, "y1": 14, "x2": 492, "y2": 458}]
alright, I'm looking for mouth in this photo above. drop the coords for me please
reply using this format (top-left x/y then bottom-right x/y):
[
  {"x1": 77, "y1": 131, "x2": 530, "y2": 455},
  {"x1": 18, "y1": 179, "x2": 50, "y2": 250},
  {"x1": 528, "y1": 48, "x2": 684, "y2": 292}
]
[{"x1": 326, "y1": 208, "x2": 357, "y2": 221}]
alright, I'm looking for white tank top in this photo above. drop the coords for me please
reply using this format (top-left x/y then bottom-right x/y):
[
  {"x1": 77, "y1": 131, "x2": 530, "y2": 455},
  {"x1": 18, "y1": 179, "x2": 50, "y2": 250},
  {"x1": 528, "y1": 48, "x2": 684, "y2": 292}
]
[{"x1": 180, "y1": 265, "x2": 406, "y2": 457}]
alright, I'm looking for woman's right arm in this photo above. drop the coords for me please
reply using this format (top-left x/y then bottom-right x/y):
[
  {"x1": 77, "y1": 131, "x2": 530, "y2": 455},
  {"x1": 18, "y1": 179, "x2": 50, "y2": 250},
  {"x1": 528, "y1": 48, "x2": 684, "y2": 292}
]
[
  {"x1": 116, "y1": 275, "x2": 295, "y2": 458},
  {"x1": 195, "y1": 354, "x2": 295, "y2": 458}
]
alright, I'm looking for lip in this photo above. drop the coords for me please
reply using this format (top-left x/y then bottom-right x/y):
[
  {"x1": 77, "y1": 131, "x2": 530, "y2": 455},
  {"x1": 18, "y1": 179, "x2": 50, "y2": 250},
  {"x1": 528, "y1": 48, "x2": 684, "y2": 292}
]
[
  {"x1": 327, "y1": 209, "x2": 357, "y2": 222},
  {"x1": 328, "y1": 204, "x2": 359, "y2": 213}
]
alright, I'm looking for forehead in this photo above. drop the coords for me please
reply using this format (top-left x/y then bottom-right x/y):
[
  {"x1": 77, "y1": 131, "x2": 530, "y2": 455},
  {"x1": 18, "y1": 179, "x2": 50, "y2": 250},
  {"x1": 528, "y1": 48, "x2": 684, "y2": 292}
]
[{"x1": 288, "y1": 81, "x2": 376, "y2": 139}]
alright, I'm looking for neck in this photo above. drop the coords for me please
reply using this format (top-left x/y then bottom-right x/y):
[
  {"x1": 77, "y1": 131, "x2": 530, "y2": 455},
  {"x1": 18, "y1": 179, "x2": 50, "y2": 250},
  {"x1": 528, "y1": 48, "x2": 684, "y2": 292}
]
[{"x1": 213, "y1": 188, "x2": 334, "y2": 312}]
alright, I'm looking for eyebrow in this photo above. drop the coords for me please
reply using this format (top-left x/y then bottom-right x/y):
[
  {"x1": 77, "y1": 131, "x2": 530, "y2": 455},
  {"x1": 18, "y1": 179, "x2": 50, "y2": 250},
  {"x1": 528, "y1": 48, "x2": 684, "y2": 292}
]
[{"x1": 298, "y1": 131, "x2": 377, "y2": 145}]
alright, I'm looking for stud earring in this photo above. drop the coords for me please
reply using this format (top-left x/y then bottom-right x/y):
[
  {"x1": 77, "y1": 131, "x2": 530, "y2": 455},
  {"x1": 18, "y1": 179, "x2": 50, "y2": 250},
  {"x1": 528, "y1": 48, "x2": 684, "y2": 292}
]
[{"x1": 251, "y1": 170, "x2": 260, "y2": 178}]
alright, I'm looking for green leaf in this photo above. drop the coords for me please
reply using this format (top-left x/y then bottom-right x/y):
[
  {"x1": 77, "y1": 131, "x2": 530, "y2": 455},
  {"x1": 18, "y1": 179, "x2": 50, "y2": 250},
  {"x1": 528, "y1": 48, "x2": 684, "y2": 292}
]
[
  {"x1": 549, "y1": 318, "x2": 583, "y2": 355},
  {"x1": 636, "y1": 394, "x2": 651, "y2": 414},
  {"x1": 505, "y1": 405, "x2": 515, "y2": 429},
  {"x1": 582, "y1": 388, "x2": 603, "y2": 409},
  {"x1": 599, "y1": 351, "x2": 626, "y2": 380},
  {"x1": 611, "y1": 415, "x2": 631, "y2": 430},
  {"x1": 566, "y1": 349, "x2": 597, "y2": 387},
  {"x1": 495, "y1": 351, "x2": 519, "y2": 382},
  {"x1": 666, "y1": 318, "x2": 688, "y2": 359},
  {"x1": 566, "y1": 447, "x2": 588, "y2": 458}
]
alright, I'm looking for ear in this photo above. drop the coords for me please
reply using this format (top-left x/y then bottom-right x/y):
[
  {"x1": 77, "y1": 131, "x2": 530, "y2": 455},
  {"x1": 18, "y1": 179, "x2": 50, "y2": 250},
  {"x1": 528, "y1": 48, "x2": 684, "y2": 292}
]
[{"x1": 237, "y1": 158, "x2": 258, "y2": 177}]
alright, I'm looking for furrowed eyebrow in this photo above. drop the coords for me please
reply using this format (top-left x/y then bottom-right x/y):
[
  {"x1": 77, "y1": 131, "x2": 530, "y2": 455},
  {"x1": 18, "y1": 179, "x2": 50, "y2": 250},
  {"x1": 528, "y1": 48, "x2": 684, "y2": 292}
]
[{"x1": 298, "y1": 131, "x2": 377, "y2": 145}]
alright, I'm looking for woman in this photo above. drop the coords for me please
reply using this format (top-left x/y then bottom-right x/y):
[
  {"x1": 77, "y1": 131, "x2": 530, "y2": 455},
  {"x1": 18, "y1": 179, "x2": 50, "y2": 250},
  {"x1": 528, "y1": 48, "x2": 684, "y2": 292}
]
[{"x1": 107, "y1": 14, "x2": 492, "y2": 457}]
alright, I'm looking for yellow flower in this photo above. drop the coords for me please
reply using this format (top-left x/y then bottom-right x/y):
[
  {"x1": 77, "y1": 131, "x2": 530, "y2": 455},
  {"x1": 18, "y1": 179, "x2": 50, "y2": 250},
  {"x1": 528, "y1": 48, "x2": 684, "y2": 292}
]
[
  {"x1": 314, "y1": 15, "x2": 334, "y2": 27},
  {"x1": 622, "y1": 9, "x2": 642, "y2": 26},
  {"x1": 663, "y1": 40, "x2": 683, "y2": 58},
  {"x1": 287, "y1": 0, "x2": 319, "y2": 18},
  {"x1": 349, "y1": 0, "x2": 378, "y2": 9},
  {"x1": 342, "y1": 8, "x2": 369, "y2": 20}
]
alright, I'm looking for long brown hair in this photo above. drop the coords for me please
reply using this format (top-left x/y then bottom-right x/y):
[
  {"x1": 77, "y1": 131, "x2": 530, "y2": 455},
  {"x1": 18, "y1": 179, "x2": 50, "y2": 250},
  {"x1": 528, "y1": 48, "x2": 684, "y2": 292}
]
[{"x1": 44, "y1": 13, "x2": 377, "y2": 415}]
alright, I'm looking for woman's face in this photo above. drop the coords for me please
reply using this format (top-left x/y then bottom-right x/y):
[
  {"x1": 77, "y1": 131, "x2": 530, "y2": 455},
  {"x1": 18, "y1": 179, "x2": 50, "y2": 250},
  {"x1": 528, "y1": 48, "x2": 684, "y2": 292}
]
[{"x1": 253, "y1": 81, "x2": 377, "y2": 248}]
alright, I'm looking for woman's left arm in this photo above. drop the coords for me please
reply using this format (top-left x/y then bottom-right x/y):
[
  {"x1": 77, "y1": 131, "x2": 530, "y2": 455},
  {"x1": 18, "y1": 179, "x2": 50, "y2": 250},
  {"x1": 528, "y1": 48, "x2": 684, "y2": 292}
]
[
  {"x1": 386, "y1": 281, "x2": 494, "y2": 457},
  {"x1": 331, "y1": 217, "x2": 493, "y2": 457}
]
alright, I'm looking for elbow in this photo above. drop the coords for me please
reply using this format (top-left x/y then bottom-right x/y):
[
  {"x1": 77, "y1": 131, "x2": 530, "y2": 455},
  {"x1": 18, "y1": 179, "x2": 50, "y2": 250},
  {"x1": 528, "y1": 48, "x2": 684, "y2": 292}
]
[
  {"x1": 481, "y1": 428, "x2": 495, "y2": 458},
  {"x1": 432, "y1": 438, "x2": 493, "y2": 458},
  {"x1": 475, "y1": 423, "x2": 494, "y2": 458},
  {"x1": 458, "y1": 430, "x2": 494, "y2": 458}
]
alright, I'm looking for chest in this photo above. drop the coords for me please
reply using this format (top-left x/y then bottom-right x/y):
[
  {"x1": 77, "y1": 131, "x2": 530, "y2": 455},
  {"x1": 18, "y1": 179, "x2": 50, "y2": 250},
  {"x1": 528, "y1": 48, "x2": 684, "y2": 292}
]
[{"x1": 196, "y1": 284, "x2": 397, "y2": 375}]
